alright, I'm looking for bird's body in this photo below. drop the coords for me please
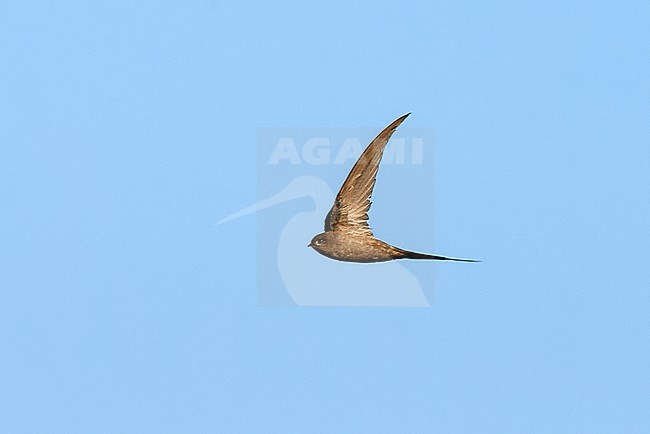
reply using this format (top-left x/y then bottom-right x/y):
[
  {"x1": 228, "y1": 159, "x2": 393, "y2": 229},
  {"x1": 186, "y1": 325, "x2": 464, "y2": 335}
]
[
  {"x1": 308, "y1": 113, "x2": 478, "y2": 264},
  {"x1": 309, "y1": 231, "x2": 471, "y2": 263},
  {"x1": 309, "y1": 232, "x2": 400, "y2": 263}
]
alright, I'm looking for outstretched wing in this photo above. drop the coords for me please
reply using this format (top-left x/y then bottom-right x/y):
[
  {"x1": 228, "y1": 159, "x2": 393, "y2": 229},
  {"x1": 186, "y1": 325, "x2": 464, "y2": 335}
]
[{"x1": 324, "y1": 113, "x2": 410, "y2": 236}]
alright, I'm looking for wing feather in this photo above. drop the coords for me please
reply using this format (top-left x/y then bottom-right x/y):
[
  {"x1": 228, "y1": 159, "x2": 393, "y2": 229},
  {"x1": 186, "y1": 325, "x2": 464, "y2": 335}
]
[{"x1": 324, "y1": 113, "x2": 410, "y2": 236}]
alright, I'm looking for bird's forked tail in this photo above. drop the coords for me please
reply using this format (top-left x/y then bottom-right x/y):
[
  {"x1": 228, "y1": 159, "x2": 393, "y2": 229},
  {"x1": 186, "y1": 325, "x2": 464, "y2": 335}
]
[{"x1": 396, "y1": 248, "x2": 479, "y2": 262}]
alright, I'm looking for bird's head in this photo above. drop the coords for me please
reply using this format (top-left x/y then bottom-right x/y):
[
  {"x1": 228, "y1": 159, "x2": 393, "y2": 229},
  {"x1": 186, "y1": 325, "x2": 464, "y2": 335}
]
[{"x1": 308, "y1": 232, "x2": 330, "y2": 249}]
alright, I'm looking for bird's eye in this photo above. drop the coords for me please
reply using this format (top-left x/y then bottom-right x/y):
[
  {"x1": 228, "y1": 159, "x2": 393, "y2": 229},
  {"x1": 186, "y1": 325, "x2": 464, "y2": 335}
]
[{"x1": 316, "y1": 239, "x2": 324, "y2": 245}]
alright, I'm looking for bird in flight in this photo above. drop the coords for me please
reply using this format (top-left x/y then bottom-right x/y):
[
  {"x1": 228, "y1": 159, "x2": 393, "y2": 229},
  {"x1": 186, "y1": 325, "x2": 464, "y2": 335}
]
[{"x1": 308, "y1": 113, "x2": 478, "y2": 263}]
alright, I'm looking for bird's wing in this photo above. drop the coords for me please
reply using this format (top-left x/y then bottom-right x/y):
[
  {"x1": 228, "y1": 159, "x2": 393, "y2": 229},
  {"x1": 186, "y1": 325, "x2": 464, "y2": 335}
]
[{"x1": 324, "y1": 113, "x2": 410, "y2": 236}]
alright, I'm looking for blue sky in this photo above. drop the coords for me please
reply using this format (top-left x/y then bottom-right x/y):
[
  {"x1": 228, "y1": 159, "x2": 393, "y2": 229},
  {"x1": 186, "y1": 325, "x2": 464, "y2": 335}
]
[{"x1": 1, "y1": 1, "x2": 649, "y2": 432}]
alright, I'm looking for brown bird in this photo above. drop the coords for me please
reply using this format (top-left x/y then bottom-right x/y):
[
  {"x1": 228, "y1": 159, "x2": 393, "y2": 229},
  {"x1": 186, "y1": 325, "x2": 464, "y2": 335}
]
[{"x1": 308, "y1": 113, "x2": 478, "y2": 263}]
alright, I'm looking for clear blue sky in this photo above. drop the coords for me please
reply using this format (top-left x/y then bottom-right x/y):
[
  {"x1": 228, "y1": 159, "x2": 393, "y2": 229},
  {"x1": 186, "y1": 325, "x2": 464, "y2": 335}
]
[{"x1": 2, "y1": 1, "x2": 649, "y2": 432}]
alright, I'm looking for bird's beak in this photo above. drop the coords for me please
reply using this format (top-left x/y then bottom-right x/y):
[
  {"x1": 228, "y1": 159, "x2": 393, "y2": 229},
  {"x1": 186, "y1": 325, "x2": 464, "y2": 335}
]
[{"x1": 307, "y1": 242, "x2": 313, "y2": 248}]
